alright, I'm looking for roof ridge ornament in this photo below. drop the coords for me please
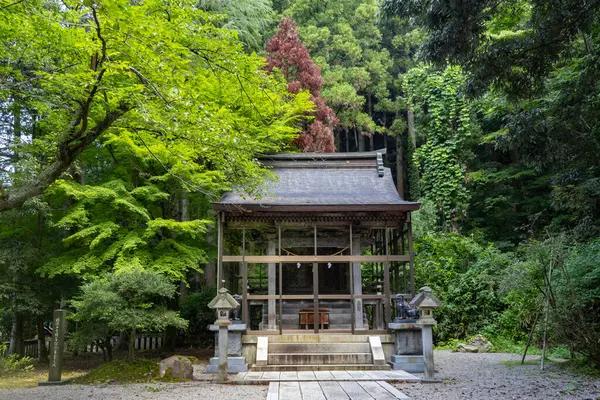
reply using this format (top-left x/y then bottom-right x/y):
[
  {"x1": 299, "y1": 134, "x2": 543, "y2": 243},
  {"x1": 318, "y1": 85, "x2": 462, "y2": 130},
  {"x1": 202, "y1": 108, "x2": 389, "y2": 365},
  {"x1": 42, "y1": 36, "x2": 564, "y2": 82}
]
[{"x1": 376, "y1": 152, "x2": 385, "y2": 177}]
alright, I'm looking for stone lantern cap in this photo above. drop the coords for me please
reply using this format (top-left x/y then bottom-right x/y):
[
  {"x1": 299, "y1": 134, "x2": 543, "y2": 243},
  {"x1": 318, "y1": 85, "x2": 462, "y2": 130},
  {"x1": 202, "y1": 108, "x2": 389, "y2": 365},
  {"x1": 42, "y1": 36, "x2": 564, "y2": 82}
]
[
  {"x1": 208, "y1": 288, "x2": 240, "y2": 310},
  {"x1": 409, "y1": 286, "x2": 442, "y2": 309}
]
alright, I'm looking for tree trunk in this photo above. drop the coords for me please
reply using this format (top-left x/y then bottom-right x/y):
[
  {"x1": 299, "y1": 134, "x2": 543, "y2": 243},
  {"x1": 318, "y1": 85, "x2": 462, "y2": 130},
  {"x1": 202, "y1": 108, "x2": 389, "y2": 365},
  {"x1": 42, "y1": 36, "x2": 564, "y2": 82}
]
[
  {"x1": 128, "y1": 327, "x2": 136, "y2": 361},
  {"x1": 179, "y1": 193, "x2": 189, "y2": 305},
  {"x1": 407, "y1": 105, "x2": 416, "y2": 148},
  {"x1": 9, "y1": 312, "x2": 25, "y2": 357},
  {"x1": 396, "y1": 135, "x2": 405, "y2": 198},
  {"x1": 37, "y1": 315, "x2": 48, "y2": 362},
  {"x1": 344, "y1": 129, "x2": 350, "y2": 152},
  {"x1": 163, "y1": 326, "x2": 177, "y2": 352},
  {"x1": 357, "y1": 128, "x2": 365, "y2": 152},
  {"x1": 107, "y1": 339, "x2": 113, "y2": 361},
  {"x1": 102, "y1": 337, "x2": 113, "y2": 361}
]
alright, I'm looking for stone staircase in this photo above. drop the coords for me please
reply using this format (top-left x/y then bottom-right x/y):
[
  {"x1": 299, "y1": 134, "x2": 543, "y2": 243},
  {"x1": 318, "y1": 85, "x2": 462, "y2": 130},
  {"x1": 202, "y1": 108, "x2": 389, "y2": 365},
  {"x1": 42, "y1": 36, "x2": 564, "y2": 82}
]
[
  {"x1": 262, "y1": 300, "x2": 354, "y2": 330},
  {"x1": 251, "y1": 334, "x2": 391, "y2": 371}
]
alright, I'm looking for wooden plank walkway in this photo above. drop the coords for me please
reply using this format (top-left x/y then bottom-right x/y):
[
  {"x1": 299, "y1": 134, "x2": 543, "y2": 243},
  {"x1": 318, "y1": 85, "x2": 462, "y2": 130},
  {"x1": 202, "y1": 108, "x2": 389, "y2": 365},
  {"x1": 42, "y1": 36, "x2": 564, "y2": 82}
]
[
  {"x1": 267, "y1": 380, "x2": 410, "y2": 400},
  {"x1": 234, "y1": 370, "x2": 420, "y2": 383}
]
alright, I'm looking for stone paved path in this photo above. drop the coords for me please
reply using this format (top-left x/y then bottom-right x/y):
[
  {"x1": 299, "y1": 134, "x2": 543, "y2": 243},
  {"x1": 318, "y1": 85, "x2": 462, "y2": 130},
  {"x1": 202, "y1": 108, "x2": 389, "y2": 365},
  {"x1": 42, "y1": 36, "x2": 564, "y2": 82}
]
[
  {"x1": 267, "y1": 380, "x2": 410, "y2": 400},
  {"x1": 234, "y1": 370, "x2": 420, "y2": 383}
]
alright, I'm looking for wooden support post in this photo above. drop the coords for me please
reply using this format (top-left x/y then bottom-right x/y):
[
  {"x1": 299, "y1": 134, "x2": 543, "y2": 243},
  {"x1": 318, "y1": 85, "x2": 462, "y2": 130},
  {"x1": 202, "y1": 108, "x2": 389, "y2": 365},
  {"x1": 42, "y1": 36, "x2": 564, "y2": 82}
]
[
  {"x1": 352, "y1": 228, "x2": 364, "y2": 330},
  {"x1": 241, "y1": 228, "x2": 248, "y2": 326},
  {"x1": 407, "y1": 215, "x2": 415, "y2": 297},
  {"x1": 384, "y1": 228, "x2": 391, "y2": 325},
  {"x1": 402, "y1": 220, "x2": 407, "y2": 294},
  {"x1": 313, "y1": 224, "x2": 319, "y2": 333},
  {"x1": 349, "y1": 223, "x2": 356, "y2": 333},
  {"x1": 267, "y1": 239, "x2": 277, "y2": 330},
  {"x1": 278, "y1": 224, "x2": 283, "y2": 335}
]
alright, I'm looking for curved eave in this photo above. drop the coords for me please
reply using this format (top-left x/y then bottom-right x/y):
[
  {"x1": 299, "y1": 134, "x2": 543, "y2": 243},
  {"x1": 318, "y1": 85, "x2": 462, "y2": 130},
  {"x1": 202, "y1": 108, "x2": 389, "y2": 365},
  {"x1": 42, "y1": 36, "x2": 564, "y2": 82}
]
[{"x1": 212, "y1": 202, "x2": 421, "y2": 214}]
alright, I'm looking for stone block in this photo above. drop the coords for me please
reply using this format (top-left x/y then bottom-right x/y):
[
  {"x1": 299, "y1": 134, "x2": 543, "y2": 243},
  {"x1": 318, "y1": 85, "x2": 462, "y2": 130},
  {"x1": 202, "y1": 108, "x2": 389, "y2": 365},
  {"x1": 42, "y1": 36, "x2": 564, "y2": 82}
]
[
  {"x1": 205, "y1": 357, "x2": 248, "y2": 373},
  {"x1": 369, "y1": 336, "x2": 386, "y2": 365},
  {"x1": 389, "y1": 355, "x2": 424, "y2": 373},
  {"x1": 210, "y1": 324, "x2": 246, "y2": 357},
  {"x1": 392, "y1": 327, "x2": 422, "y2": 355},
  {"x1": 256, "y1": 336, "x2": 268, "y2": 366}
]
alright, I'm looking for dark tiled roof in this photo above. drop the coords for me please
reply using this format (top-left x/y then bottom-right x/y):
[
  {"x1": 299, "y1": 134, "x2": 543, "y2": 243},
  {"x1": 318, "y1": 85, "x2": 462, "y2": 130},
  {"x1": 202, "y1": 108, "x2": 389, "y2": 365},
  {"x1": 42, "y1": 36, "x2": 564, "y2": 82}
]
[{"x1": 214, "y1": 152, "x2": 420, "y2": 212}]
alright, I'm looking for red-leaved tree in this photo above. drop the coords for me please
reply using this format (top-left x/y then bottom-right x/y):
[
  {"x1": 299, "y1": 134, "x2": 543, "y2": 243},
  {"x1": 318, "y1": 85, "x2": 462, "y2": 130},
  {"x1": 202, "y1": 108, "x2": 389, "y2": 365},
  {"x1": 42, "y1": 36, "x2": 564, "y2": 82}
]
[{"x1": 266, "y1": 17, "x2": 338, "y2": 152}]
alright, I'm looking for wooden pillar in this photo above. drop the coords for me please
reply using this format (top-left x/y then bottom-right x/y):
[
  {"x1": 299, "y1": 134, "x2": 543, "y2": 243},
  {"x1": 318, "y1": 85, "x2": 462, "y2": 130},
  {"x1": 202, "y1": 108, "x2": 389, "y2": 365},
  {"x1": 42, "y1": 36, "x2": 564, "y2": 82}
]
[
  {"x1": 241, "y1": 228, "x2": 248, "y2": 325},
  {"x1": 313, "y1": 224, "x2": 319, "y2": 333},
  {"x1": 401, "y1": 221, "x2": 407, "y2": 294},
  {"x1": 267, "y1": 239, "x2": 277, "y2": 330},
  {"x1": 384, "y1": 228, "x2": 391, "y2": 325},
  {"x1": 407, "y1": 214, "x2": 415, "y2": 297},
  {"x1": 352, "y1": 234, "x2": 364, "y2": 330},
  {"x1": 349, "y1": 223, "x2": 355, "y2": 333},
  {"x1": 278, "y1": 224, "x2": 283, "y2": 334}
]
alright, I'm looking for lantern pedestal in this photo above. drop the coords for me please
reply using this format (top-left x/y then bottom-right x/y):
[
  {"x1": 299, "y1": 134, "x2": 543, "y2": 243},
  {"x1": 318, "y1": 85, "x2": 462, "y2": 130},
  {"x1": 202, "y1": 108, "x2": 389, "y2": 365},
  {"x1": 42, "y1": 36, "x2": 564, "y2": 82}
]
[
  {"x1": 418, "y1": 321, "x2": 441, "y2": 382},
  {"x1": 388, "y1": 322, "x2": 424, "y2": 372},
  {"x1": 207, "y1": 287, "x2": 241, "y2": 382},
  {"x1": 409, "y1": 286, "x2": 443, "y2": 383},
  {"x1": 206, "y1": 323, "x2": 248, "y2": 373}
]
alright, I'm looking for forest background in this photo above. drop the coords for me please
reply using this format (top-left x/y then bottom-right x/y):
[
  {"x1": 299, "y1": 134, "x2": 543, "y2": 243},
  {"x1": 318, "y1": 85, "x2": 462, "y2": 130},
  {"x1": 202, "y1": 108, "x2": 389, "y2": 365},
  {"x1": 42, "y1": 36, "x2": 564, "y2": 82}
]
[{"x1": 0, "y1": 0, "x2": 598, "y2": 369}]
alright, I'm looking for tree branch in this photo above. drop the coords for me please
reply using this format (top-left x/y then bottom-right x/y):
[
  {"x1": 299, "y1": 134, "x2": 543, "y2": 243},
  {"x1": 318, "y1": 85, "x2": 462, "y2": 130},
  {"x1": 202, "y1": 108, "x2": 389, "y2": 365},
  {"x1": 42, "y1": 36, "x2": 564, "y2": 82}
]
[
  {"x1": 0, "y1": 0, "x2": 26, "y2": 11},
  {"x1": 0, "y1": 102, "x2": 130, "y2": 212},
  {"x1": 128, "y1": 67, "x2": 170, "y2": 105}
]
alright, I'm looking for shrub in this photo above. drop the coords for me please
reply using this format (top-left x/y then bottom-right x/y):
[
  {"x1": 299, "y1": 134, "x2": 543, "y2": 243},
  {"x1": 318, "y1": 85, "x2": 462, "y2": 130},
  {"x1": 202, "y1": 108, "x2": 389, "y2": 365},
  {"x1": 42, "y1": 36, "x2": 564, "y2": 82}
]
[
  {"x1": 179, "y1": 286, "x2": 217, "y2": 346},
  {"x1": 0, "y1": 344, "x2": 34, "y2": 376}
]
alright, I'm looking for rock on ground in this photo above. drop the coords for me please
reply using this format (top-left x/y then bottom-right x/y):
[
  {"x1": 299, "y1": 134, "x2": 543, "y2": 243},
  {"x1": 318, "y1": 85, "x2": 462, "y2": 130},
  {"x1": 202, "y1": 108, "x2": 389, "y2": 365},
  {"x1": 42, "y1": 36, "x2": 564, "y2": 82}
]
[
  {"x1": 159, "y1": 356, "x2": 193, "y2": 380},
  {"x1": 396, "y1": 350, "x2": 600, "y2": 400}
]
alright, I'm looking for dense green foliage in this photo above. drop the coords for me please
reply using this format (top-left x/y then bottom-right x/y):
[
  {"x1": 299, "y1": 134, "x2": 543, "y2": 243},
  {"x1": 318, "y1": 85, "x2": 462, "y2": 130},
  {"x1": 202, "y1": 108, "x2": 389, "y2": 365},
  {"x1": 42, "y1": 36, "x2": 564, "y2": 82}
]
[
  {"x1": 0, "y1": 0, "x2": 599, "y2": 369},
  {"x1": 70, "y1": 269, "x2": 187, "y2": 360},
  {"x1": 404, "y1": 66, "x2": 476, "y2": 227},
  {"x1": 0, "y1": 0, "x2": 310, "y2": 360},
  {"x1": 393, "y1": 0, "x2": 600, "y2": 366}
]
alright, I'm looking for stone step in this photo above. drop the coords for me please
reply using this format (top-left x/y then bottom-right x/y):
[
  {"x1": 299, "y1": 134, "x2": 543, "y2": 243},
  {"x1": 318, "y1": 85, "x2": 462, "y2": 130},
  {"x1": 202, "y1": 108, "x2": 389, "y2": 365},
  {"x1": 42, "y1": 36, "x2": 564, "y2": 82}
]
[
  {"x1": 250, "y1": 364, "x2": 392, "y2": 371},
  {"x1": 269, "y1": 342, "x2": 371, "y2": 354},
  {"x1": 266, "y1": 334, "x2": 385, "y2": 343},
  {"x1": 268, "y1": 352, "x2": 373, "y2": 365}
]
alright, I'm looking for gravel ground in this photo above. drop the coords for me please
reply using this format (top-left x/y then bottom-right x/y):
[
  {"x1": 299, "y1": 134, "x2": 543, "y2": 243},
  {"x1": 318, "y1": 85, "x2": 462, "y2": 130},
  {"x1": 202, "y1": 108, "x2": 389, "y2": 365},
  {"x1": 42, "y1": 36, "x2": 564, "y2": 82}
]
[
  {"x1": 1, "y1": 351, "x2": 598, "y2": 400},
  {"x1": 397, "y1": 350, "x2": 600, "y2": 400},
  {"x1": 0, "y1": 381, "x2": 267, "y2": 400}
]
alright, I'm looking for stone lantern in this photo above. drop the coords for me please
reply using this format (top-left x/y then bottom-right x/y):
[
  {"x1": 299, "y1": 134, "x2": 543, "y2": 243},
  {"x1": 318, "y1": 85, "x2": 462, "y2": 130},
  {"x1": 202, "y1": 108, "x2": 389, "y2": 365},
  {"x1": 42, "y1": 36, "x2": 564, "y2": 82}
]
[
  {"x1": 409, "y1": 286, "x2": 442, "y2": 382},
  {"x1": 209, "y1": 287, "x2": 239, "y2": 326},
  {"x1": 409, "y1": 286, "x2": 441, "y2": 324},
  {"x1": 208, "y1": 288, "x2": 239, "y2": 382}
]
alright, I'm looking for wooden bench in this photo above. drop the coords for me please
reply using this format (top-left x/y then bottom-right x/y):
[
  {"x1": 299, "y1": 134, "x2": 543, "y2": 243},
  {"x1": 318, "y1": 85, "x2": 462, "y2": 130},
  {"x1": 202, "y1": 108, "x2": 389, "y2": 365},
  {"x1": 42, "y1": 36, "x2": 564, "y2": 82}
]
[{"x1": 299, "y1": 308, "x2": 330, "y2": 329}]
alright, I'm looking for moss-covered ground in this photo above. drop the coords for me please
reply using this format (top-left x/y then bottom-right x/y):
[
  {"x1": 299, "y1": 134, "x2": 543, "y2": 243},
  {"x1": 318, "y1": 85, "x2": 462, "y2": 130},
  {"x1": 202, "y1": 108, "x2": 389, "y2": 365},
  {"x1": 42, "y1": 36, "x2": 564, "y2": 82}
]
[{"x1": 0, "y1": 351, "x2": 209, "y2": 390}]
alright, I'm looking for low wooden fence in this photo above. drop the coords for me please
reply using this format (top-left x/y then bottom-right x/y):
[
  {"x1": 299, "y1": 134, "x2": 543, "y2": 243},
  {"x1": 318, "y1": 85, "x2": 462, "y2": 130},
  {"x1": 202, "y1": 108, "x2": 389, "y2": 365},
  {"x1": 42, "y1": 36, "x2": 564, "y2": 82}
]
[
  {"x1": 86, "y1": 334, "x2": 163, "y2": 353},
  {"x1": 2, "y1": 339, "x2": 40, "y2": 358},
  {"x1": 4, "y1": 334, "x2": 163, "y2": 357}
]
